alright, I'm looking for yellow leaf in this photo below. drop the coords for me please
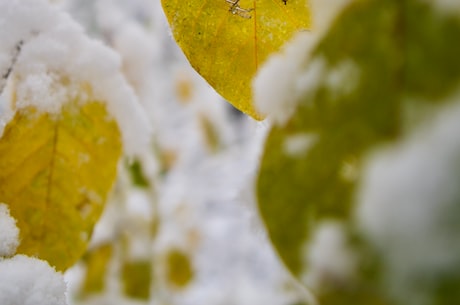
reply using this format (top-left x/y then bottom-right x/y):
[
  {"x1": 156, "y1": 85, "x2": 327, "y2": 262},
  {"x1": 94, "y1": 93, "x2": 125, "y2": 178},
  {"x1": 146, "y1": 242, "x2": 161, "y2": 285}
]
[
  {"x1": 166, "y1": 248, "x2": 194, "y2": 288},
  {"x1": 0, "y1": 100, "x2": 122, "y2": 271},
  {"x1": 82, "y1": 244, "x2": 113, "y2": 295},
  {"x1": 162, "y1": 0, "x2": 311, "y2": 119},
  {"x1": 121, "y1": 260, "x2": 152, "y2": 300}
]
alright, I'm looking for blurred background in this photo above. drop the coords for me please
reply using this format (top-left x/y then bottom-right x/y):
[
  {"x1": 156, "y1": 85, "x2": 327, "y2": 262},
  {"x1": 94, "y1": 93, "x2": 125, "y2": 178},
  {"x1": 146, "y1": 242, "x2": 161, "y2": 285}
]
[{"x1": 55, "y1": 1, "x2": 309, "y2": 304}]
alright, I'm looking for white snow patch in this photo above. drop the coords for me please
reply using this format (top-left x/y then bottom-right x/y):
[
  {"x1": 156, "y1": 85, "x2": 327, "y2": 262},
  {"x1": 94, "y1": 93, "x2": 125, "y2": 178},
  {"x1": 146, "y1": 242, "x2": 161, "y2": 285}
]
[
  {"x1": 254, "y1": 32, "x2": 317, "y2": 125},
  {"x1": 295, "y1": 56, "x2": 328, "y2": 99},
  {"x1": 254, "y1": 48, "x2": 360, "y2": 125},
  {"x1": 339, "y1": 157, "x2": 360, "y2": 182},
  {"x1": 0, "y1": 0, "x2": 151, "y2": 156},
  {"x1": 283, "y1": 133, "x2": 318, "y2": 157},
  {"x1": 112, "y1": 23, "x2": 156, "y2": 96},
  {"x1": 16, "y1": 72, "x2": 71, "y2": 115},
  {"x1": 426, "y1": 0, "x2": 460, "y2": 14},
  {"x1": 0, "y1": 204, "x2": 19, "y2": 257},
  {"x1": 253, "y1": 0, "x2": 353, "y2": 125},
  {"x1": 0, "y1": 255, "x2": 67, "y2": 305},
  {"x1": 325, "y1": 60, "x2": 361, "y2": 99},
  {"x1": 357, "y1": 98, "x2": 460, "y2": 302},
  {"x1": 302, "y1": 220, "x2": 357, "y2": 291},
  {"x1": 310, "y1": 0, "x2": 352, "y2": 35}
]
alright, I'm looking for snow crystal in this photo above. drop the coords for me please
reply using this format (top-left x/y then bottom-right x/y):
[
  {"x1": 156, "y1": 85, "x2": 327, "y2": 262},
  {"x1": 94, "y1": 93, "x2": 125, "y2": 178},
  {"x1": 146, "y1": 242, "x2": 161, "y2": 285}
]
[
  {"x1": 283, "y1": 133, "x2": 318, "y2": 157},
  {"x1": 0, "y1": 0, "x2": 151, "y2": 155},
  {"x1": 356, "y1": 97, "x2": 460, "y2": 303},
  {"x1": 0, "y1": 204, "x2": 19, "y2": 257},
  {"x1": 0, "y1": 255, "x2": 67, "y2": 305},
  {"x1": 302, "y1": 220, "x2": 357, "y2": 292},
  {"x1": 16, "y1": 72, "x2": 69, "y2": 114}
]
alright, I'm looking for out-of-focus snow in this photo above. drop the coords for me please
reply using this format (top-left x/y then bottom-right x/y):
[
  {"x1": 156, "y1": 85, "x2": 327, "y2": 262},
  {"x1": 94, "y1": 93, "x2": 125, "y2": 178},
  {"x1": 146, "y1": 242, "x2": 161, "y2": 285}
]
[
  {"x1": 0, "y1": 255, "x2": 67, "y2": 305},
  {"x1": 283, "y1": 133, "x2": 318, "y2": 158},
  {"x1": 0, "y1": 204, "x2": 19, "y2": 257},
  {"x1": 253, "y1": 32, "x2": 316, "y2": 125},
  {"x1": 310, "y1": 0, "x2": 351, "y2": 34},
  {"x1": 253, "y1": 0, "x2": 352, "y2": 125},
  {"x1": 357, "y1": 96, "x2": 460, "y2": 304},
  {"x1": 428, "y1": 0, "x2": 460, "y2": 14},
  {"x1": 302, "y1": 221, "x2": 357, "y2": 292}
]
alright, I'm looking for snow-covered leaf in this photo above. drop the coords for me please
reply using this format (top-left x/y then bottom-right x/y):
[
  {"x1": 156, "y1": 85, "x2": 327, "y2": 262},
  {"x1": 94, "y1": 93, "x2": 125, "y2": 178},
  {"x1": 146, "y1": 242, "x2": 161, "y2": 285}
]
[{"x1": 257, "y1": 0, "x2": 460, "y2": 303}]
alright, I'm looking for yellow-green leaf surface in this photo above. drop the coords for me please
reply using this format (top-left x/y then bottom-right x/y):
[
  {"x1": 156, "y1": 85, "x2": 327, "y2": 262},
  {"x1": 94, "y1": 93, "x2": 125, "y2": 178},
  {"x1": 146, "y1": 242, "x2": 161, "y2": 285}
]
[
  {"x1": 82, "y1": 244, "x2": 113, "y2": 295},
  {"x1": 166, "y1": 248, "x2": 194, "y2": 288},
  {"x1": 121, "y1": 260, "x2": 152, "y2": 300},
  {"x1": 0, "y1": 101, "x2": 122, "y2": 271},
  {"x1": 162, "y1": 0, "x2": 311, "y2": 119}
]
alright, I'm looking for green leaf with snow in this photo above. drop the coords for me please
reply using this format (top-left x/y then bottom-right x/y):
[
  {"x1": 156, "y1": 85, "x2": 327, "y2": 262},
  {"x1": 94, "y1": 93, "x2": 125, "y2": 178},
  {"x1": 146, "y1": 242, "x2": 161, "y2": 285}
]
[{"x1": 257, "y1": 0, "x2": 460, "y2": 303}]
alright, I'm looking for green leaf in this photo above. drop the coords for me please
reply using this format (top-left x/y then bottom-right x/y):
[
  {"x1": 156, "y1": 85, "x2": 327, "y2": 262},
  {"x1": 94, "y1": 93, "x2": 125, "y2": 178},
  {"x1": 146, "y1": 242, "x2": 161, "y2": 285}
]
[
  {"x1": 127, "y1": 159, "x2": 150, "y2": 188},
  {"x1": 258, "y1": 0, "x2": 403, "y2": 276},
  {"x1": 257, "y1": 0, "x2": 460, "y2": 303}
]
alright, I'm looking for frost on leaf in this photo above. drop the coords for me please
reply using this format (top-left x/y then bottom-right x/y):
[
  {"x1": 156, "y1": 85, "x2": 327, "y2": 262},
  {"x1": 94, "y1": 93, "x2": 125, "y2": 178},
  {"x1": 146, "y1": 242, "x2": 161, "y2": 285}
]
[
  {"x1": 0, "y1": 100, "x2": 122, "y2": 271},
  {"x1": 0, "y1": 204, "x2": 19, "y2": 257},
  {"x1": 161, "y1": 0, "x2": 311, "y2": 119}
]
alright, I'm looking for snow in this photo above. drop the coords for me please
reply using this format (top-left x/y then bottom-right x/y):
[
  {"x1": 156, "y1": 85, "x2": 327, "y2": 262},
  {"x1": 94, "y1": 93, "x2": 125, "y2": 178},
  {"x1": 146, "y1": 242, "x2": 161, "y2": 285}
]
[
  {"x1": 0, "y1": 204, "x2": 19, "y2": 257},
  {"x1": 254, "y1": 48, "x2": 360, "y2": 126},
  {"x1": 283, "y1": 133, "x2": 318, "y2": 157},
  {"x1": 0, "y1": 255, "x2": 67, "y2": 305},
  {"x1": 429, "y1": 0, "x2": 460, "y2": 14},
  {"x1": 302, "y1": 221, "x2": 357, "y2": 292},
  {"x1": 356, "y1": 97, "x2": 460, "y2": 303},
  {"x1": 253, "y1": 32, "x2": 318, "y2": 125},
  {"x1": 324, "y1": 60, "x2": 360, "y2": 100},
  {"x1": 253, "y1": 0, "x2": 354, "y2": 125},
  {"x1": 310, "y1": 0, "x2": 352, "y2": 34},
  {"x1": 0, "y1": 0, "x2": 151, "y2": 156}
]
